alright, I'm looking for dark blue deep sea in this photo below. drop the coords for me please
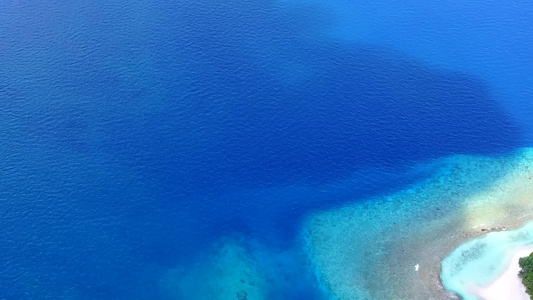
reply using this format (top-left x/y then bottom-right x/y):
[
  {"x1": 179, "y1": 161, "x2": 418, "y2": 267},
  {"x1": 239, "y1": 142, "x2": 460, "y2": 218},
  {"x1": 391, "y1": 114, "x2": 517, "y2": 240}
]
[{"x1": 1, "y1": 0, "x2": 533, "y2": 299}]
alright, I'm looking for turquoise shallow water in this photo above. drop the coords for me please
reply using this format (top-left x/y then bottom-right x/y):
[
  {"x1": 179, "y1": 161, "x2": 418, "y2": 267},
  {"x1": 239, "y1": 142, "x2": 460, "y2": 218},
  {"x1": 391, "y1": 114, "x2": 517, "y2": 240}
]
[
  {"x1": 157, "y1": 148, "x2": 533, "y2": 299},
  {"x1": 302, "y1": 148, "x2": 533, "y2": 299},
  {"x1": 441, "y1": 221, "x2": 533, "y2": 300}
]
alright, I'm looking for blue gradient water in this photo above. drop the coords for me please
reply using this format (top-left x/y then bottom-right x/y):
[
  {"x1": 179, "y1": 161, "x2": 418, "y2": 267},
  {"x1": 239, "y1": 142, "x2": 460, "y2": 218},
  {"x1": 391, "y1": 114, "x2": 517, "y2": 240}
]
[{"x1": 1, "y1": 0, "x2": 532, "y2": 299}]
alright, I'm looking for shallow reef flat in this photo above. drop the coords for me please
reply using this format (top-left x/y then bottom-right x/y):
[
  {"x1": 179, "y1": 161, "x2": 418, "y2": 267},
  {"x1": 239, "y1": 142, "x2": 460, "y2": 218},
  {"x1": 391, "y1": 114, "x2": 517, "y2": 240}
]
[{"x1": 302, "y1": 148, "x2": 533, "y2": 299}]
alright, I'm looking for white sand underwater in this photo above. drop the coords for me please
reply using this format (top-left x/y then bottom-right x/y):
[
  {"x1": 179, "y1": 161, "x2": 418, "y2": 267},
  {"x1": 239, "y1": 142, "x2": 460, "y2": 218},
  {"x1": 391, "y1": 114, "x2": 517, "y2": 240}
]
[
  {"x1": 442, "y1": 223, "x2": 533, "y2": 300},
  {"x1": 470, "y1": 247, "x2": 532, "y2": 300}
]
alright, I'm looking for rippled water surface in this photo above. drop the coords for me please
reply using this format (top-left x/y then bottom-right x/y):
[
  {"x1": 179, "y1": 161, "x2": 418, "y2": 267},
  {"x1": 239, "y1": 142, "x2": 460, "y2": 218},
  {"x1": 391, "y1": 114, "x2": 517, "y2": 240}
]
[{"x1": 1, "y1": 0, "x2": 533, "y2": 298}]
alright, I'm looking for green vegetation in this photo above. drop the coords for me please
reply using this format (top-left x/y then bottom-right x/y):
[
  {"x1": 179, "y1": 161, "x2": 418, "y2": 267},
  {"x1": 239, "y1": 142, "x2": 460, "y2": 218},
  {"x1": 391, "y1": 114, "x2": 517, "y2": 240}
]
[{"x1": 519, "y1": 252, "x2": 533, "y2": 299}]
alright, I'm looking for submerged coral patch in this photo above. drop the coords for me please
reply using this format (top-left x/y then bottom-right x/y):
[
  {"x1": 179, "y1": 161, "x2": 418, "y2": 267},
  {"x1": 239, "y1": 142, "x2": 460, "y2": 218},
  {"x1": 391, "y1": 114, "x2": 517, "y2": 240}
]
[{"x1": 160, "y1": 237, "x2": 268, "y2": 300}]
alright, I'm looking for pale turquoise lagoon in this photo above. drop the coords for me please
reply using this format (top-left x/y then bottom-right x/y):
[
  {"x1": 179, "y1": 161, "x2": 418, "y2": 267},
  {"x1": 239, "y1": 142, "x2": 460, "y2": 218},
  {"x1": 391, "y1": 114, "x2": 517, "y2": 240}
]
[{"x1": 441, "y1": 221, "x2": 533, "y2": 300}]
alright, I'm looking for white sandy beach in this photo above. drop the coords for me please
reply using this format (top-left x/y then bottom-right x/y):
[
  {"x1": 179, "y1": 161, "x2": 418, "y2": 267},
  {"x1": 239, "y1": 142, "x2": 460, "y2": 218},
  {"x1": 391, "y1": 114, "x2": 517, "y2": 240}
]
[{"x1": 470, "y1": 246, "x2": 533, "y2": 300}]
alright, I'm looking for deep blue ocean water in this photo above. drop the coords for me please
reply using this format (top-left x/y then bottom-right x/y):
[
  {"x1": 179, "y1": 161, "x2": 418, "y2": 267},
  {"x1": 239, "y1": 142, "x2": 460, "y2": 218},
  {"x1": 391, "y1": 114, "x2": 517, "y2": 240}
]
[{"x1": 1, "y1": 0, "x2": 532, "y2": 299}]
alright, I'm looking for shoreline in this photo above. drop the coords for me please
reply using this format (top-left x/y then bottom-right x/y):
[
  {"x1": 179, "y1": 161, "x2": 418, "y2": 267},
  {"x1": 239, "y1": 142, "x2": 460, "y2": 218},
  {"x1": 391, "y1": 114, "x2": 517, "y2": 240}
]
[
  {"x1": 441, "y1": 222, "x2": 533, "y2": 300},
  {"x1": 302, "y1": 148, "x2": 533, "y2": 299},
  {"x1": 469, "y1": 246, "x2": 533, "y2": 300}
]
